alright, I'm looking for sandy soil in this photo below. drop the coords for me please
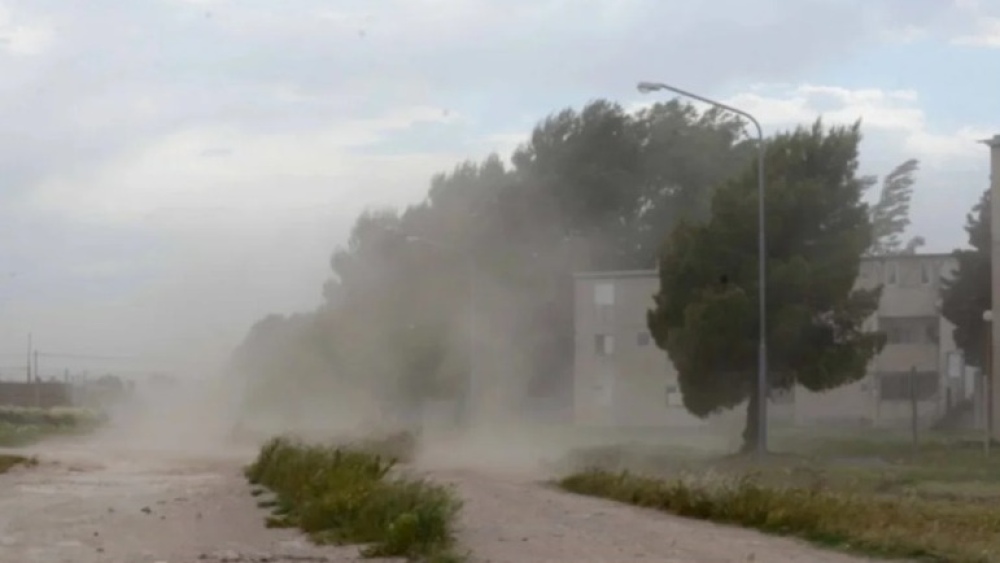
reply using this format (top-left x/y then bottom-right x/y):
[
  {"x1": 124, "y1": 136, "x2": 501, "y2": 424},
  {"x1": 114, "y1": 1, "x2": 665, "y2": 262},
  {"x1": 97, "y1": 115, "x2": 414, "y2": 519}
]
[
  {"x1": 0, "y1": 435, "x2": 879, "y2": 563},
  {"x1": 0, "y1": 438, "x2": 370, "y2": 563}
]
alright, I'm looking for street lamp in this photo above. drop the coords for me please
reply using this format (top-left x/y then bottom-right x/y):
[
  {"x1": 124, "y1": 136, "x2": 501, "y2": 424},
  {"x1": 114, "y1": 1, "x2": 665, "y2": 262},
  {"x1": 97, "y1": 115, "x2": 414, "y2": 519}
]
[
  {"x1": 984, "y1": 309, "x2": 993, "y2": 455},
  {"x1": 403, "y1": 236, "x2": 478, "y2": 426},
  {"x1": 637, "y1": 80, "x2": 769, "y2": 457}
]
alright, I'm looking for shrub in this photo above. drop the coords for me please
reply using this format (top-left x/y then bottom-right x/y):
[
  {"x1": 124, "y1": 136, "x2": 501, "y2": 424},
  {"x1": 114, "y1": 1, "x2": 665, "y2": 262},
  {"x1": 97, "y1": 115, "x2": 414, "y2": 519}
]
[
  {"x1": 0, "y1": 407, "x2": 105, "y2": 447},
  {"x1": 561, "y1": 469, "x2": 1000, "y2": 563},
  {"x1": 246, "y1": 436, "x2": 462, "y2": 562},
  {"x1": 0, "y1": 454, "x2": 36, "y2": 474}
]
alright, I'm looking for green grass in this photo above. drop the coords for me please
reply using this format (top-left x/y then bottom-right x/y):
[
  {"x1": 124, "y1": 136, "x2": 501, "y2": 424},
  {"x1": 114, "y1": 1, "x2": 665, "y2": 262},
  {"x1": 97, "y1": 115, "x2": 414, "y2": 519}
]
[
  {"x1": 245, "y1": 436, "x2": 464, "y2": 563},
  {"x1": 0, "y1": 407, "x2": 105, "y2": 447},
  {"x1": 558, "y1": 431, "x2": 1000, "y2": 562}
]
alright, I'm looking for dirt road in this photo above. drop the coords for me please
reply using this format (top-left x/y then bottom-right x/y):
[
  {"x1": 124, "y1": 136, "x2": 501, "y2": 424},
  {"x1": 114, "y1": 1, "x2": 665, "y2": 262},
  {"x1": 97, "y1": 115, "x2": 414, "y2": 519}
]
[
  {"x1": 0, "y1": 439, "x2": 365, "y2": 563},
  {"x1": 437, "y1": 468, "x2": 878, "y2": 563},
  {"x1": 0, "y1": 438, "x2": 877, "y2": 563}
]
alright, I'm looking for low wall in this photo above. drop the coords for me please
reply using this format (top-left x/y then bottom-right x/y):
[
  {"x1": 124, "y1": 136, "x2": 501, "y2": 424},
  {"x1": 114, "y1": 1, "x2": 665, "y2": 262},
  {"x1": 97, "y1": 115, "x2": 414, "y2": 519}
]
[{"x1": 0, "y1": 382, "x2": 72, "y2": 409}]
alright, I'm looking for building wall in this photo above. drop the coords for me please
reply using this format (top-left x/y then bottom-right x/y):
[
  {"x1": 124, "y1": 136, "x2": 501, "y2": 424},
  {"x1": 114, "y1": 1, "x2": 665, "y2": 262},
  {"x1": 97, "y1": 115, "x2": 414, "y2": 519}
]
[
  {"x1": 795, "y1": 254, "x2": 958, "y2": 427},
  {"x1": 575, "y1": 253, "x2": 961, "y2": 429},
  {"x1": 573, "y1": 272, "x2": 706, "y2": 427}
]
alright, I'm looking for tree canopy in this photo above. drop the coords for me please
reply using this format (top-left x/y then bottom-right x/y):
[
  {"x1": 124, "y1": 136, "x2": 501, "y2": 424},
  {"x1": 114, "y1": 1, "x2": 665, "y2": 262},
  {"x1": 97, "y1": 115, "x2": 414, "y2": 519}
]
[
  {"x1": 229, "y1": 98, "x2": 754, "y2": 429},
  {"x1": 941, "y1": 189, "x2": 992, "y2": 370},
  {"x1": 646, "y1": 120, "x2": 886, "y2": 451},
  {"x1": 867, "y1": 158, "x2": 924, "y2": 257}
]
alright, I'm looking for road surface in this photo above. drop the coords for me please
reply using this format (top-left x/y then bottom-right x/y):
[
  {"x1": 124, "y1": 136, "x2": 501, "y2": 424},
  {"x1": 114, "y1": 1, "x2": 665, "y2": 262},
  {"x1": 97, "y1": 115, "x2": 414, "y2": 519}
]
[{"x1": 0, "y1": 437, "x2": 879, "y2": 563}]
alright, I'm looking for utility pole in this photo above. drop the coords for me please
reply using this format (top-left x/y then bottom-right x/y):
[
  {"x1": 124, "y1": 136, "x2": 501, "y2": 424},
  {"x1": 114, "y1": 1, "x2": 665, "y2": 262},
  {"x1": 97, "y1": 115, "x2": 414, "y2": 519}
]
[
  {"x1": 909, "y1": 366, "x2": 918, "y2": 452},
  {"x1": 25, "y1": 333, "x2": 32, "y2": 383},
  {"x1": 984, "y1": 309, "x2": 993, "y2": 456},
  {"x1": 33, "y1": 350, "x2": 40, "y2": 408}
]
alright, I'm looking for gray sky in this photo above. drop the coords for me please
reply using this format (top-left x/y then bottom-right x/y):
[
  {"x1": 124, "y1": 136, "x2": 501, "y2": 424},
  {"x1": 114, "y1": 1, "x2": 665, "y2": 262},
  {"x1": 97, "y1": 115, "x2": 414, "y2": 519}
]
[{"x1": 0, "y1": 0, "x2": 998, "y2": 378}]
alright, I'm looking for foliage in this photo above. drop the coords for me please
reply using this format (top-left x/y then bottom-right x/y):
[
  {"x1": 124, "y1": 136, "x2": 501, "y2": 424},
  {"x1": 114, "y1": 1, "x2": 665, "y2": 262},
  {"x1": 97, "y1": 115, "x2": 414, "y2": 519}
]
[
  {"x1": 0, "y1": 454, "x2": 36, "y2": 474},
  {"x1": 0, "y1": 407, "x2": 105, "y2": 447},
  {"x1": 646, "y1": 120, "x2": 885, "y2": 451},
  {"x1": 941, "y1": 189, "x2": 992, "y2": 369},
  {"x1": 245, "y1": 437, "x2": 463, "y2": 562},
  {"x1": 561, "y1": 467, "x2": 1000, "y2": 562},
  {"x1": 867, "y1": 158, "x2": 923, "y2": 256},
  {"x1": 230, "y1": 98, "x2": 754, "y2": 425}
]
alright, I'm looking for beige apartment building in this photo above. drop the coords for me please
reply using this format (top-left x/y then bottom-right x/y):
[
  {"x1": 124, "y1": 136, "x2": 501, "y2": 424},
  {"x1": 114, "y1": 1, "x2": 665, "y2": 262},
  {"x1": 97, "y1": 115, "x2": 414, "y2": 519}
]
[{"x1": 573, "y1": 253, "x2": 971, "y2": 429}]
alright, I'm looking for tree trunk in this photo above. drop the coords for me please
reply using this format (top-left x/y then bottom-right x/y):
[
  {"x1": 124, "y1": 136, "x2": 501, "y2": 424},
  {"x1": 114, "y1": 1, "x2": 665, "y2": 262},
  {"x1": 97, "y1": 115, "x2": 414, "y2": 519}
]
[{"x1": 740, "y1": 385, "x2": 759, "y2": 455}]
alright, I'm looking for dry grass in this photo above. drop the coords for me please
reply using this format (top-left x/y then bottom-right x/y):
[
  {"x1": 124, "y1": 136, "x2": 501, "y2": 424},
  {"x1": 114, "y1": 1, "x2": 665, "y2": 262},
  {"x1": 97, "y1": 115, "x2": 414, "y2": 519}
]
[
  {"x1": 245, "y1": 436, "x2": 463, "y2": 563},
  {"x1": 0, "y1": 454, "x2": 37, "y2": 474},
  {"x1": 561, "y1": 468, "x2": 1000, "y2": 562},
  {"x1": 559, "y1": 431, "x2": 1000, "y2": 562}
]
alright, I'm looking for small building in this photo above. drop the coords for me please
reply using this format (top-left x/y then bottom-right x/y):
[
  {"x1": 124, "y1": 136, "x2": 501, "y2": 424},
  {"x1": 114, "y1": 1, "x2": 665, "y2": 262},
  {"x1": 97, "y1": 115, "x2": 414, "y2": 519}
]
[{"x1": 573, "y1": 252, "x2": 967, "y2": 430}]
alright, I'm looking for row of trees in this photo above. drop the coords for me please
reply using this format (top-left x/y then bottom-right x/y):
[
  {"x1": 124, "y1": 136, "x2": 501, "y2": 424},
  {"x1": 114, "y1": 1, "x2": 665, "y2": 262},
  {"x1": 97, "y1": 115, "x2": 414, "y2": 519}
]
[{"x1": 229, "y1": 97, "x2": 938, "y2": 450}]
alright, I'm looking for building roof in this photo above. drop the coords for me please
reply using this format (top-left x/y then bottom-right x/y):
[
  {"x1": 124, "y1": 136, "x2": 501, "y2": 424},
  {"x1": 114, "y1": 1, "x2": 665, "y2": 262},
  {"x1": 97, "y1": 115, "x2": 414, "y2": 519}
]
[
  {"x1": 573, "y1": 252, "x2": 955, "y2": 279},
  {"x1": 573, "y1": 269, "x2": 656, "y2": 280}
]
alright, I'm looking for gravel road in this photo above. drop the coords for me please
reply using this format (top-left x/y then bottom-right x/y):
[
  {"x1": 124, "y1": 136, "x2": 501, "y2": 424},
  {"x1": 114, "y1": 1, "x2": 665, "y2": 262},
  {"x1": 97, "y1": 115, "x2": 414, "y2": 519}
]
[
  {"x1": 0, "y1": 437, "x2": 878, "y2": 563},
  {"x1": 0, "y1": 439, "x2": 370, "y2": 563},
  {"x1": 437, "y1": 468, "x2": 879, "y2": 563}
]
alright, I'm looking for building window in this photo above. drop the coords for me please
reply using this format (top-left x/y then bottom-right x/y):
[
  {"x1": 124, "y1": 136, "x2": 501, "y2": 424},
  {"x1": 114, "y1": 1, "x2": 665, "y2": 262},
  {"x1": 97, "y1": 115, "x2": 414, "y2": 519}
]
[
  {"x1": 665, "y1": 384, "x2": 682, "y2": 407},
  {"x1": 878, "y1": 371, "x2": 938, "y2": 401},
  {"x1": 880, "y1": 316, "x2": 939, "y2": 345},
  {"x1": 770, "y1": 387, "x2": 794, "y2": 404},
  {"x1": 884, "y1": 261, "x2": 898, "y2": 286},
  {"x1": 594, "y1": 334, "x2": 615, "y2": 356},
  {"x1": 920, "y1": 262, "x2": 933, "y2": 285},
  {"x1": 594, "y1": 282, "x2": 614, "y2": 305},
  {"x1": 637, "y1": 332, "x2": 651, "y2": 347},
  {"x1": 594, "y1": 282, "x2": 615, "y2": 323}
]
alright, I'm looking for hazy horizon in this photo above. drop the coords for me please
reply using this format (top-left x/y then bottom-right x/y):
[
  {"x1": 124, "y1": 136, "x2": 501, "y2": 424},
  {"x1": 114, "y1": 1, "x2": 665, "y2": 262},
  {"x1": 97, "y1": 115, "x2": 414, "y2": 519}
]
[{"x1": 1, "y1": 0, "x2": 997, "y2": 379}]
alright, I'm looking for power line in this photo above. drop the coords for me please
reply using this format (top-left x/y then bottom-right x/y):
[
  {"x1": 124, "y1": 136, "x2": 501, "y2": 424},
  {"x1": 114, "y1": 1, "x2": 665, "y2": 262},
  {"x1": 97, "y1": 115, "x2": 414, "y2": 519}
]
[{"x1": 35, "y1": 352, "x2": 141, "y2": 361}]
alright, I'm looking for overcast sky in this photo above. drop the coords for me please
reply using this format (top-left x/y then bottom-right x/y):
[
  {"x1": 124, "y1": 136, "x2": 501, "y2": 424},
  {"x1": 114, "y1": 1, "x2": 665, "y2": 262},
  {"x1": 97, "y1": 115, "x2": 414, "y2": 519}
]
[{"x1": 0, "y1": 0, "x2": 998, "y2": 378}]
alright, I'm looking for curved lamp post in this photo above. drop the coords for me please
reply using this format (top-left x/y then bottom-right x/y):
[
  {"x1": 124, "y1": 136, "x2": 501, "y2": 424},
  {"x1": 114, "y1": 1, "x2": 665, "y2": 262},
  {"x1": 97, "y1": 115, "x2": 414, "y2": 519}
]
[{"x1": 637, "y1": 81, "x2": 768, "y2": 457}]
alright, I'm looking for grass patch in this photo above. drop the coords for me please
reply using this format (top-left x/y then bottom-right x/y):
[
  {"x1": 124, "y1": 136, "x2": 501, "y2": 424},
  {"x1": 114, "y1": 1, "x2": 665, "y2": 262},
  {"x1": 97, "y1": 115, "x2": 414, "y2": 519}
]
[
  {"x1": 0, "y1": 453, "x2": 36, "y2": 473},
  {"x1": 560, "y1": 467, "x2": 1000, "y2": 562},
  {"x1": 0, "y1": 407, "x2": 105, "y2": 447},
  {"x1": 245, "y1": 436, "x2": 464, "y2": 563}
]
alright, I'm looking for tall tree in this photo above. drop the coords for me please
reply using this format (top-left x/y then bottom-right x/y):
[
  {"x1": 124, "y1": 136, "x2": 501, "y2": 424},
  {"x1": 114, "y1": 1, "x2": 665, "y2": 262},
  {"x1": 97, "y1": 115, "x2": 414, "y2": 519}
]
[
  {"x1": 647, "y1": 120, "x2": 885, "y2": 452},
  {"x1": 941, "y1": 189, "x2": 992, "y2": 370},
  {"x1": 867, "y1": 158, "x2": 922, "y2": 256},
  {"x1": 229, "y1": 98, "x2": 757, "y2": 428}
]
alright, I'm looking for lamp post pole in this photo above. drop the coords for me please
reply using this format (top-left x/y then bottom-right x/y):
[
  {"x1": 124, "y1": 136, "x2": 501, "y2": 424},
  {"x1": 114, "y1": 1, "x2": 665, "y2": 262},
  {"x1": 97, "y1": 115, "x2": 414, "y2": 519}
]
[
  {"x1": 637, "y1": 80, "x2": 768, "y2": 456},
  {"x1": 984, "y1": 309, "x2": 993, "y2": 456}
]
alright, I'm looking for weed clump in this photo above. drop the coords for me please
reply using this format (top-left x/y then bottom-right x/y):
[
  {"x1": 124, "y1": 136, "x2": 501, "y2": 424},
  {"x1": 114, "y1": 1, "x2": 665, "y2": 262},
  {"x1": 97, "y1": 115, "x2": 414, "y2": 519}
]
[
  {"x1": 246, "y1": 436, "x2": 463, "y2": 562},
  {"x1": 561, "y1": 469, "x2": 1000, "y2": 562},
  {"x1": 0, "y1": 454, "x2": 37, "y2": 474}
]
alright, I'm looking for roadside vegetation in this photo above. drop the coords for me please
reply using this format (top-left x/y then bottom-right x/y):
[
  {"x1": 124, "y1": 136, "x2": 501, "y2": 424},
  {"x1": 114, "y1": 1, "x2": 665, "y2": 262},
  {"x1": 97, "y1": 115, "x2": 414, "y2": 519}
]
[
  {"x1": 0, "y1": 453, "x2": 37, "y2": 474},
  {"x1": 0, "y1": 406, "x2": 105, "y2": 447},
  {"x1": 245, "y1": 435, "x2": 463, "y2": 563},
  {"x1": 559, "y1": 429, "x2": 1000, "y2": 563}
]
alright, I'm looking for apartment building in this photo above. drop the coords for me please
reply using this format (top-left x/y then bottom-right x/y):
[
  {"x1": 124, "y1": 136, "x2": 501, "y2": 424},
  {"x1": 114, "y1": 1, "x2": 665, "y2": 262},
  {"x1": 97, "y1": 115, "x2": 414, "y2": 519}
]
[{"x1": 573, "y1": 253, "x2": 964, "y2": 429}]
